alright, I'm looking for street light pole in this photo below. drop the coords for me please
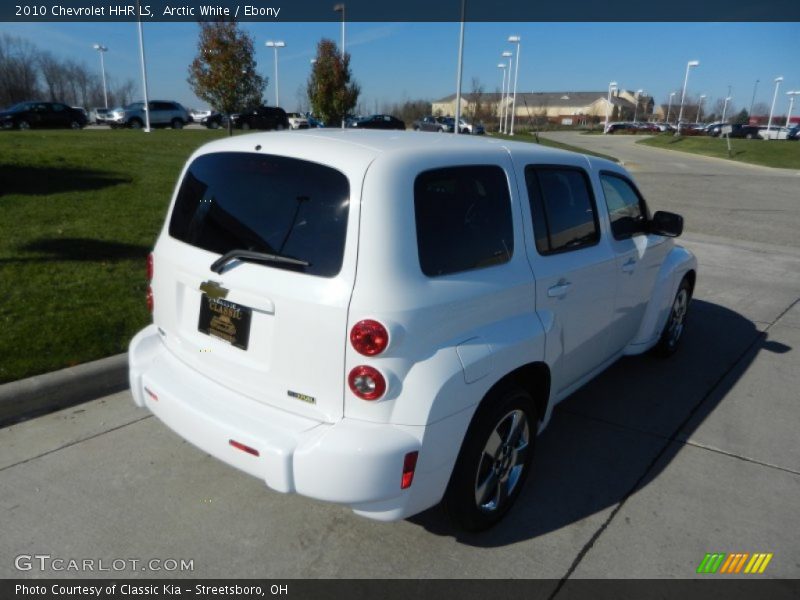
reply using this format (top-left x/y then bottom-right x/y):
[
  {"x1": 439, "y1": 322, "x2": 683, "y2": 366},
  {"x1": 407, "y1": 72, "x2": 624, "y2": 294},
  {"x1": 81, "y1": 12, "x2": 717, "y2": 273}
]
[
  {"x1": 721, "y1": 96, "x2": 732, "y2": 123},
  {"x1": 786, "y1": 91, "x2": 799, "y2": 128},
  {"x1": 497, "y1": 63, "x2": 507, "y2": 133},
  {"x1": 666, "y1": 91, "x2": 675, "y2": 125},
  {"x1": 92, "y1": 44, "x2": 108, "y2": 108},
  {"x1": 265, "y1": 41, "x2": 285, "y2": 107},
  {"x1": 333, "y1": 3, "x2": 345, "y2": 128},
  {"x1": 501, "y1": 51, "x2": 512, "y2": 134},
  {"x1": 675, "y1": 59, "x2": 699, "y2": 136},
  {"x1": 766, "y1": 76, "x2": 784, "y2": 138},
  {"x1": 632, "y1": 89, "x2": 643, "y2": 122},
  {"x1": 604, "y1": 81, "x2": 617, "y2": 134},
  {"x1": 507, "y1": 35, "x2": 521, "y2": 136},
  {"x1": 454, "y1": 0, "x2": 466, "y2": 135},
  {"x1": 696, "y1": 94, "x2": 706, "y2": 124},
  {"x1": 135, "y1": 0, "x2": 151, "y2": 133}
]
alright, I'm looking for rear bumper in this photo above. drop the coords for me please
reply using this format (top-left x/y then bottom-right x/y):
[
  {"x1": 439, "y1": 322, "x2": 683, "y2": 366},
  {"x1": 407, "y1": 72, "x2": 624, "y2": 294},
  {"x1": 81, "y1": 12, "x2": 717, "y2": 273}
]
[{"x1": 129, "y1": 325, "x2": 443, "y2": 520}]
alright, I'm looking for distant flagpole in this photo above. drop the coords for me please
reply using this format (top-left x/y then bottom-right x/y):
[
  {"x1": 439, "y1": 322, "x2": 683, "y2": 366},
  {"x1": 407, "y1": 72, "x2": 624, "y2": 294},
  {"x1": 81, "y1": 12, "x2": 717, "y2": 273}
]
[{"x1": 136, "y1": 0, "x2": 151, "y2": 132}]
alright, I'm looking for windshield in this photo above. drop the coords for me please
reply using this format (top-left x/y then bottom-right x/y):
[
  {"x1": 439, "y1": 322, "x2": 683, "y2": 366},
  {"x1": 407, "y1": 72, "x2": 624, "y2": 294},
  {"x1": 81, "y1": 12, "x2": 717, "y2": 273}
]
[
  {"x1": 169, "y1": 152, "x2": 350, "y2": 278},
  {"x1": 5, "y1": 102, "x2": 34, "y2": 112},
  {"x1": 125, "y1": 102, "x2": 143, "y2": 110}
]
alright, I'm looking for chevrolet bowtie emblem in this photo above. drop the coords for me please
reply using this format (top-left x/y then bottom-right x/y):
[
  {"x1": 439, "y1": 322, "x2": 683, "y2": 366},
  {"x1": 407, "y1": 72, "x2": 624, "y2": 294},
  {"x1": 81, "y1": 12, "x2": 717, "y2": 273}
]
[{"x1": 199, "y1": 280, "x2": 229, "y2": 299}]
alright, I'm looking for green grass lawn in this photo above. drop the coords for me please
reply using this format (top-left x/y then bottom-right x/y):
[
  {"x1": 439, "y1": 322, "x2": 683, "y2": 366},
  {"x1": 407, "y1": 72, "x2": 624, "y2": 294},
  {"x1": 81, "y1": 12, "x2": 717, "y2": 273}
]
[
  {"x1": 489, "y1": 131, "x2": 619, "y2": 162},
  {"x1": 638, "y1": 134, "x2": 800, "y2": 169},
  {"x1": 0, "y1": 128, "x2": 227, "y2": 383}
]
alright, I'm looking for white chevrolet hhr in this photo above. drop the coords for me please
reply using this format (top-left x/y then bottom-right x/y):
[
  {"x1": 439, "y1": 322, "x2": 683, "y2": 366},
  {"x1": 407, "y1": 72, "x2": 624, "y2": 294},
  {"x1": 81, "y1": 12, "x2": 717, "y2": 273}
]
[{"x1": 129, "y1": 130, "x2": 696, "y2": 530}]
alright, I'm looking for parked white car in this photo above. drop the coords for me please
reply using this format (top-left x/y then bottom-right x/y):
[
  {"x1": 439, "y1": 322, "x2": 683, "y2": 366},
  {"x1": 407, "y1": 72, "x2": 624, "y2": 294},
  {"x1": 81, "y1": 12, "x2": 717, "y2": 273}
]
[
  {"x1": 758, "y1": 126, "x2": 791, "y2": 140},
  {"x1": 129, "y1": 130, "x2": 697, "y2": 530},
  {"x1": 286, "y1": 112, "x2": 310, "y2": 129}
]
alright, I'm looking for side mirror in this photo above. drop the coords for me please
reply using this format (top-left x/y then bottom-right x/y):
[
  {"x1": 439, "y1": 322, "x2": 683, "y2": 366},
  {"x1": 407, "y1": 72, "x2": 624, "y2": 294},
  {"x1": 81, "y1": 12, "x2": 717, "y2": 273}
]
[{"x1": 649, "y1": 211, "x2": 683, "y2": 237}]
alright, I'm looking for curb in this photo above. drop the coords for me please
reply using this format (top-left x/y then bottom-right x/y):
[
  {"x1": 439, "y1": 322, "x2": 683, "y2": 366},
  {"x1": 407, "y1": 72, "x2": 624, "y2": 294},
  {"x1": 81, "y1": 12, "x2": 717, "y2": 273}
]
[{"x1": 0, "y1": 353, "x2": 129, "y2": 427}]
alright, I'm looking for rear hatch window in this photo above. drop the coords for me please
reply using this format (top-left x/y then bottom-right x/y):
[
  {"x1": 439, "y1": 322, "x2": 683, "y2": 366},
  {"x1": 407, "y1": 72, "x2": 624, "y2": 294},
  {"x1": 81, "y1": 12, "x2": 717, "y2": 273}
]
[{"x1": 169, "y1": 152, "x2": 350, "y2": 277}]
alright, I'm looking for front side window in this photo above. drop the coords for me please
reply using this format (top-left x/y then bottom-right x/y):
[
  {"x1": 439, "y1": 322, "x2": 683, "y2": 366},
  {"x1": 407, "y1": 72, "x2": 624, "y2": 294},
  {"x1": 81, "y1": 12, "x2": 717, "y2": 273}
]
[
  {"x1": 525, "y1": 166, "x2": 600, "y2": 254},
  {"x1": 414, "y1": 165, "x2": 514, "y2": 277},
  {"x1": 600, "y1": 172, "x2": 648, "y2": 239},
  {"x1": 169, "y1": 152, "x2": 350, "y2": 277}
]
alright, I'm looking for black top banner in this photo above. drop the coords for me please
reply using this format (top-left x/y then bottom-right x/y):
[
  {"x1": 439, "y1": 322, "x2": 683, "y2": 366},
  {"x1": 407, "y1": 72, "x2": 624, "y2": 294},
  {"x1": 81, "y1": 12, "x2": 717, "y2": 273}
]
[{"x1": 3, "y1": 0, "x2": 800, "y2": 22}]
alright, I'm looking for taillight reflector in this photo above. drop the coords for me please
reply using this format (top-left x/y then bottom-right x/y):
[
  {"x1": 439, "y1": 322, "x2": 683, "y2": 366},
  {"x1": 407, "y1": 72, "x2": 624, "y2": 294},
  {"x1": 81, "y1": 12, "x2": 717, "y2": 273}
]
[
  {"x1": 350, "y1": 320, "x2": 389, "y2": 356},
  {"x1": 144, "y1": 386, "x2": 158, "y2": 402},
  {"x1": 229, "y1": 439, "x2": 260, "y2": 457},
  {"x1": 348, "y1": 365, "x2": 386, "y2": 400},
  {"x1": 401, "y1": 451, "x2": 419, "y2": 489}
]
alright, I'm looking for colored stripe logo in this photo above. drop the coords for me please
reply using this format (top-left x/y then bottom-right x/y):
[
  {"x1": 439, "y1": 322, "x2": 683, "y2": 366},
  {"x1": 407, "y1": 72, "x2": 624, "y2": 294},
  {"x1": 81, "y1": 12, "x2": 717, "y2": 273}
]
[{"x1": 697, "y1": 553, "x2": 773, "y2": 574}]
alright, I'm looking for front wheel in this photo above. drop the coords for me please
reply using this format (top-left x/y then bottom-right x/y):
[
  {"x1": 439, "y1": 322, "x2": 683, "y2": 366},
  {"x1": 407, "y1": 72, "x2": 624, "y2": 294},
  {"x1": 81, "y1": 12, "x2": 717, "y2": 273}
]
[
  {"x1": 171, "y1": 118, "x2": 183, "y2": 129},
  {"x1": 652, "y1": 278, "x2": 692, "y2": 357},
  {"x1": 129, "y1": 118, "x2": 143, "y2": 129},
  {"x1": 241, "y1": 122, "x2": 251, "y2": 130},
  {"x1": 18, "y1": 120, "x2": 31, "y2": 130},
  {"x1": 443, "y1": 386, "x2": 537, "y2": 531}
]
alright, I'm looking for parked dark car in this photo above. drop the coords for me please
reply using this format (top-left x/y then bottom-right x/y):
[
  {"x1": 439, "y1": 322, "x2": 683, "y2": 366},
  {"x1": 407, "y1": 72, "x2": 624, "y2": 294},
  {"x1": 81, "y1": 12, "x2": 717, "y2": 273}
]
[
  {"x1": 348, "y1": 114, "x2": 406, "y2": 130},
  {"x1": 0, "y1": 101, "x2": 87, "y2": 130},
  {"x1": 233, "y1": 106, "x2": 290, "y2": 131},
  {"x1": 605, "y1": 122, "x2": 636, "y2": 134},
  {"x1": 201, "y1": 112, "x2": 226, "y2": 129},
  {"x1": 413, "y1": 115, "x2": 455, "y2": 133},
  {"x1": 722, "y1": 124, "x2": 763, "y2": 139},
  {"x1": 787, "y1": 126, "x2": 800, "y2": 141}
]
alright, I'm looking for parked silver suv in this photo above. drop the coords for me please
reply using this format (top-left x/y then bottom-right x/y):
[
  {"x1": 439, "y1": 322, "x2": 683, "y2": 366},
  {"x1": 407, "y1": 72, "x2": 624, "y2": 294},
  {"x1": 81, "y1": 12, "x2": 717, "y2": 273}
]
[{"x1": 109, "y1": 101, "x2": 189, "y2": 129}]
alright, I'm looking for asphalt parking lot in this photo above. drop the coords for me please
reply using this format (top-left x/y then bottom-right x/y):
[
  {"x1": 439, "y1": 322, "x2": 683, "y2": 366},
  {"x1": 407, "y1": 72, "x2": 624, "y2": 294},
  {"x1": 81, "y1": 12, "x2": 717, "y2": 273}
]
[{"x1": 1, "y1": 133, "x2": 798, "y2": 581}]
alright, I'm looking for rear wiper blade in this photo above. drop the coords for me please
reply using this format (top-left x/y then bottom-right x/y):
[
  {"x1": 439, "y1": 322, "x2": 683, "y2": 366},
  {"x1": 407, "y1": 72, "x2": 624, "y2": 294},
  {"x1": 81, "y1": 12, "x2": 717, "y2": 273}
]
[{"x1": 210, "y1": 249, "x2": 310, "y2": 274}]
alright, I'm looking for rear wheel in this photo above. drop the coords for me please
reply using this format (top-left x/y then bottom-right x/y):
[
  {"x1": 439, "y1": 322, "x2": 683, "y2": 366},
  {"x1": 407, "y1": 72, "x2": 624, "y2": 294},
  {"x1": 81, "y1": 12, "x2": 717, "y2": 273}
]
[
  {"x1": 171, "y1": 118, "x2": 184, "y2": 129},
  {"x1": 18, "y1": 120, "x2": 30, "y2": 130},
  {"x1": 70, "y1": 120, "x2": 82, "y2": 129},
  {"x1": 241, "y1": 122, "x2": 251, "y2": 130},
  {"x1": 276, "y1": 123, "x2": 285, "y2": 131},
  {"x1": 129, "y1": 118, "x2": 143, "y2": 129},
  {"x1": 745, "y1": 133, "x2": 755, "y2": 139},
  {"x1": 652, "y1": 278, "x2": 692, "y2": 357},
  {"x1": 208, "y1": 121, "x2": 220, "y2": 130},
  {"x1": 443, "y1": 386, "x2": 537, "y2": 531}
]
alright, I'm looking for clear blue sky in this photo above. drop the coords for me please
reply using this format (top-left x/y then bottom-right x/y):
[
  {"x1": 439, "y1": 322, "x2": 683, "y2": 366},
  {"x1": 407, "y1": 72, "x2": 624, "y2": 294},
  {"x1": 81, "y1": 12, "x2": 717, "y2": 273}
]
[{"x1": 2, "y1": 21, "x2": 798, "y2": 116}]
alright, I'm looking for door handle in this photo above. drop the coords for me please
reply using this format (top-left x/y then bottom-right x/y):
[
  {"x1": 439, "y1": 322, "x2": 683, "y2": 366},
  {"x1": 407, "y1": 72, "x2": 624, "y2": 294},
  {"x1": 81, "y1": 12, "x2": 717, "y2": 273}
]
[
  {"x1": 547, "y1": 279, "x2": 572, "y2": 298},
  {"x1": 621, "y1": 258, "x2": 637, "y2": 273}
]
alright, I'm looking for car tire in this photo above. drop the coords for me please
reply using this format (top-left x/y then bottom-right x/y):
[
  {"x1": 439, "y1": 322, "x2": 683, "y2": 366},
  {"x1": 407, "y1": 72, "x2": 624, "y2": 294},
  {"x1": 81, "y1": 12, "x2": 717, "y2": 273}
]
[
  {"x1": 171, "y1": 119, "x2": 184, "y2": 129},
  {"x1": 443, "y1": 385, "x2": 538, "y2": 531},
  {"x1": 70, "y1": 120, "x2": 82, "y2": 129},
  {"x1": 652, "y1": 277, "x2": 692, "y2": 358},
  {"x1": 241, "y1": 122, "x2": 251, "y2": 130},
  {"x1": 745, "y1": 133, "x2": 755, "y2": 139},
  {"x1": 208, "y1": 121, "x2": 220, "y2": 130},
  {"x1": 276, "y1": 124, "x2": 285, "y2": 131},
  {"x1": 18, "y1": 120, "x2": 30, "y2": 130},
  {"x1": 129, "y1": 119, "x2": 143, "y2": 129}
]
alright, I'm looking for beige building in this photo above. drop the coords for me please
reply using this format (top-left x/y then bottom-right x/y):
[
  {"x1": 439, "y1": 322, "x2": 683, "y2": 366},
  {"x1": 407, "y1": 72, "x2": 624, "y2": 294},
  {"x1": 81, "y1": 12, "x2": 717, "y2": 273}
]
[{"x1": 432, "y1": 90, "x2": 655, "y2": 125}]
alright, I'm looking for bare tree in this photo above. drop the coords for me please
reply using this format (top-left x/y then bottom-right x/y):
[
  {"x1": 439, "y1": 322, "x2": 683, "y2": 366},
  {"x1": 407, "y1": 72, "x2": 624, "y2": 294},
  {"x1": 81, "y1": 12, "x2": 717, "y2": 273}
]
[{"x1": 0, "y1": 33, "x2": 41, "y2": 106}]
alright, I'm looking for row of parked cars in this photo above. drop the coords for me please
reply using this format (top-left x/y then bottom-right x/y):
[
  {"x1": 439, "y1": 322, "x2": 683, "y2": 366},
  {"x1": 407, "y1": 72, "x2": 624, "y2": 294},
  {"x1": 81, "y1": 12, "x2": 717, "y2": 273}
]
[{"x1": 604, "y1": 119, "x2": 800, "y2": 140}]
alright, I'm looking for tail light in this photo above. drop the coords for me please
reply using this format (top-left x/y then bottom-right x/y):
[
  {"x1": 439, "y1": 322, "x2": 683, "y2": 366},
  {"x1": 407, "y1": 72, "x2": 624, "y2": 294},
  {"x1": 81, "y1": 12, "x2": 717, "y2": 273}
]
[
  {"x1": 146, "y1": 253, "x2": 154, "y2": 313},
  {"x1": 348, "y1": 365, "x2": 386, "y2": 400},
  {"x1": 401, "y1": 451, "x2": 419, "y2": 489},
  {"x1": 350, "y1": 320, "x2": 389, "y2": 356}
]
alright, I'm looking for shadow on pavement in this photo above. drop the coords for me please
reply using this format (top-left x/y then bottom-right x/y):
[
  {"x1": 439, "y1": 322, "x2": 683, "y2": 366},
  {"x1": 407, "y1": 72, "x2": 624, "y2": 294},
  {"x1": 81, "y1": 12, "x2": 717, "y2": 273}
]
[
  {"x1": 0, "y1": 165, "x2": 130, "y2": 197},
  {"x1": 410, "y1": 299, "x2": 788, "y2": 546}
]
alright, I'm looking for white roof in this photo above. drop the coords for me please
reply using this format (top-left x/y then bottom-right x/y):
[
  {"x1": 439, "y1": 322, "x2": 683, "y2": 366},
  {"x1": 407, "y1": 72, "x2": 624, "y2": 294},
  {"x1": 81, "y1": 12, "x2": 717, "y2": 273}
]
[{"x1": 189, "y1": 129, "x2": 619, "y2": 179}]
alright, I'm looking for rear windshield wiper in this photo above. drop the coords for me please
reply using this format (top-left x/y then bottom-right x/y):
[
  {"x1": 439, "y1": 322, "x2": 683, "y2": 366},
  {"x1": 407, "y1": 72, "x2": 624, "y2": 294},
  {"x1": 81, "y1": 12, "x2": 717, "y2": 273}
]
[{"x1": 210, "y1": 249, "x2": 310, "y2": 274}]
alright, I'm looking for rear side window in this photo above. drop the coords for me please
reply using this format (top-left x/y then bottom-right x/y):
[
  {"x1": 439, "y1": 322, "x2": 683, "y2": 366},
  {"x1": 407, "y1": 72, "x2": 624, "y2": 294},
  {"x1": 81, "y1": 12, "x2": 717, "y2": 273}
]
[
  {"x1": 414, "y1": 165, "x2": 513, "y2": 277},
  {"x1": 525, "y1": 166, "x2": 600, "y2": 254},
  {"x1": 169, "y1": 152, "x2": 350, "y2": 277}
]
